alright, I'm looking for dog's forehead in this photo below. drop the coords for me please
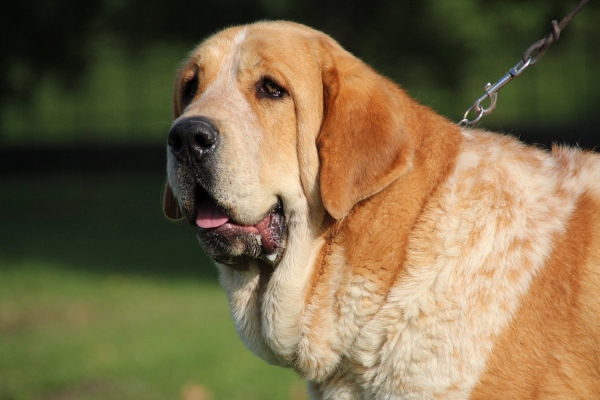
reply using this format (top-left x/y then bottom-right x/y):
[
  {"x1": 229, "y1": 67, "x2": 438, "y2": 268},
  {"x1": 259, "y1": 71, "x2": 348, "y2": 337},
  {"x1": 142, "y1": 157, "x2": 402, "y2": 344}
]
[
  {"x1": 185, "y1": 27, "x2": 246, "y2": 76},
  {"x1": 189, "y1": 23, "x2": 317, "y2": 74}
]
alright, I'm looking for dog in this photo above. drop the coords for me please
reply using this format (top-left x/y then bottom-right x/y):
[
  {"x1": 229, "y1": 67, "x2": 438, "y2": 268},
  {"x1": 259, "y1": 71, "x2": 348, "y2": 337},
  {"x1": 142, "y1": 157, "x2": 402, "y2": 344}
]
[{"x1": 163, "y1": 21, "x2": 600, "y2": 399}]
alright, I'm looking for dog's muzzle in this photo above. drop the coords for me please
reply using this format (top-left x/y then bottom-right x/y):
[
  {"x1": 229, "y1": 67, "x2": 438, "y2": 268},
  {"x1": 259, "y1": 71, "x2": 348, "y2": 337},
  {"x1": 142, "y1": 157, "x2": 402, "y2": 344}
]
[{"x1": 167, "y1": 116, "x2": 287, "y2": 268}]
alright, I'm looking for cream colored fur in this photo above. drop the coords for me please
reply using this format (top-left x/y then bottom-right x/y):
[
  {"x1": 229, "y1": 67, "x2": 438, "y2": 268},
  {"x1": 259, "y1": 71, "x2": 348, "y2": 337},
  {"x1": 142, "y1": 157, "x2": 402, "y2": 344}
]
[{"x1": 165, "y1": 21, "x2": 600, "y2": 399}]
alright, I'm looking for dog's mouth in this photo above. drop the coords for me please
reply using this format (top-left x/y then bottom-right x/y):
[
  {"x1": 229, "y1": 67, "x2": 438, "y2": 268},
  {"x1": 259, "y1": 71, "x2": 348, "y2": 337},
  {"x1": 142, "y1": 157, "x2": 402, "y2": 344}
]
[{"x1": 192, "y1": 186, "x2": 286, "y2": 267}]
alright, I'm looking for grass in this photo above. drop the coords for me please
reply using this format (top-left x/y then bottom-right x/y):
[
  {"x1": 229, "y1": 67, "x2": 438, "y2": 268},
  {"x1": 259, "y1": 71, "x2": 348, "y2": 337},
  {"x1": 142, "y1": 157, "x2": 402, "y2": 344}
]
[{"x1": 0, "y1": 171, "x2": 306, "y2": 400}]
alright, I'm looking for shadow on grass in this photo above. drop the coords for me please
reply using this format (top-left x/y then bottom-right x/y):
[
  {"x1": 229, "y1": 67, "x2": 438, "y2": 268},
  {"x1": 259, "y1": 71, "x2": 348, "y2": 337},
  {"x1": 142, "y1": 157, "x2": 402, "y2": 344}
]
[{"x1": 0, "y1": 170, "x2": 218, "y2": 282}]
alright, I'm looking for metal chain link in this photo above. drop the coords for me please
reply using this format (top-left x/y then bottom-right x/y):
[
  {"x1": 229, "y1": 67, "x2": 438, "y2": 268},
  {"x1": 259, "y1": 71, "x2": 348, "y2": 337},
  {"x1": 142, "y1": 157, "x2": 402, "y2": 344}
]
[{"x1": 459, "y1": 0, "x2": 590, "y2": 127}]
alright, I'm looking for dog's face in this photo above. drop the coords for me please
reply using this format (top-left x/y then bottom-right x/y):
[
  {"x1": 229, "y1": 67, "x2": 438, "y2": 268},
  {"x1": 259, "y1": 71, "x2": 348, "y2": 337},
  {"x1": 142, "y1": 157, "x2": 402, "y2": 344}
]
[
  {"x1": 164, "y1": 21, "x2": 414, "y2": 268},
  {"x1": 164, "y1": 23, "x2": 323, "y2": 266}
]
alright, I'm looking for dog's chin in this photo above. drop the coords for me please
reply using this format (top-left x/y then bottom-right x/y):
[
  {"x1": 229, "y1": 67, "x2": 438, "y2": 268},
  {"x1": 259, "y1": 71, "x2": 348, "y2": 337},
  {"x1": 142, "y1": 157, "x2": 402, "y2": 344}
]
[{"x1": 196, "y1": 208, "x2": 286, "y2": 268}]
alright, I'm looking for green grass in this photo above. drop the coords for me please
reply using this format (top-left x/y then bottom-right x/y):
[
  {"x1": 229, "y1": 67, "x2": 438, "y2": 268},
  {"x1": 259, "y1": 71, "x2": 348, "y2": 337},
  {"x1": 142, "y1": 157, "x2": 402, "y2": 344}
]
[{"x1": 0, "y1": 171, "x2": 306, "y2": 400}]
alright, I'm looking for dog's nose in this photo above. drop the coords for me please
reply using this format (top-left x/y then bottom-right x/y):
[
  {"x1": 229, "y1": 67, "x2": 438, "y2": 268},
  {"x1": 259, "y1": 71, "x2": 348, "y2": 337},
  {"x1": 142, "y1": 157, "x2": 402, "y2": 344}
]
[{"x1": 168, "y1": 116, "x2": 219, "y2": 162}]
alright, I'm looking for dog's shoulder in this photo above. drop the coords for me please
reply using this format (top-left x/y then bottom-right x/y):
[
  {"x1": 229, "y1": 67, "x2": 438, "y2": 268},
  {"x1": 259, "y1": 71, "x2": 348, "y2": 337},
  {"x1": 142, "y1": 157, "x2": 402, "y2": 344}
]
[{"x1": 355, "y1": 130, "x2": 600, "y2": 397}]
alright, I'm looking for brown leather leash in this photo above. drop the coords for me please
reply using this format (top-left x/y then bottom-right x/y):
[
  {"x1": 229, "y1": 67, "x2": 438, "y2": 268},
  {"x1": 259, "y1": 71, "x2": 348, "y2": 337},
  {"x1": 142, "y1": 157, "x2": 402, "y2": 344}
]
[{"x1": 459, "y1": 0, "x2": 590, "y2": 127}]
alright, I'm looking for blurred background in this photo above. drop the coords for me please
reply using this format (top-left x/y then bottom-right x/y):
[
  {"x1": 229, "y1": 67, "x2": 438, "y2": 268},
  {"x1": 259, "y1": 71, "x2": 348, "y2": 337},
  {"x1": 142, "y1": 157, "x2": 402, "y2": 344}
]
[{"x1": 1, "y1": 0, "x2": 598, "y2": 399}]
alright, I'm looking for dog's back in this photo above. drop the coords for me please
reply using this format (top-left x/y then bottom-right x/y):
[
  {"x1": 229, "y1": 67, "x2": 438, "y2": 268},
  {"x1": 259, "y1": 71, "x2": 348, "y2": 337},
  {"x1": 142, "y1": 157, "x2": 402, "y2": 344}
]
[{"x1": 465, "y1": 138, "x2": 600, "y2": 398}]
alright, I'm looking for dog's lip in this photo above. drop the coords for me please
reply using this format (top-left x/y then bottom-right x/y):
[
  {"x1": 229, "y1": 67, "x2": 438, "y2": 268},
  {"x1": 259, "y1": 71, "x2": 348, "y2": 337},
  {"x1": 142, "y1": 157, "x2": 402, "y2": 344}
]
[{"x1": 195, "y1": 197, "x2": 284, "y2": 256}]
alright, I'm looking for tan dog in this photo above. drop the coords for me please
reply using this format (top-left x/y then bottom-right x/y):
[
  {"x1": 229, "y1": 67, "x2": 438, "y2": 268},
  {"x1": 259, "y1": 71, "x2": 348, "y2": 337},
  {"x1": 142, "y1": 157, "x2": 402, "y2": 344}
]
[{"x1": 163, "y1": 21, "x2": 600, "y2": 399}]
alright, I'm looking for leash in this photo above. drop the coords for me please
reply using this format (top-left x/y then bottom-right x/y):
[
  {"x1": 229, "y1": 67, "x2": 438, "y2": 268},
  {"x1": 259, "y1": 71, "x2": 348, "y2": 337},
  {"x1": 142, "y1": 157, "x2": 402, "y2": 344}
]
[{"x1": 459, "y1": 0, "x2": 590, "y2": 127}]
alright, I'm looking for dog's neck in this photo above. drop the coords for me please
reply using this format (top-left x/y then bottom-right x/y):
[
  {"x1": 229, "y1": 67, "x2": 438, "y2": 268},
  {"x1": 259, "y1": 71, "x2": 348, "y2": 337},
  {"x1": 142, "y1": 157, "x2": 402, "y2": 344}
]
[
  {"x1": 329, "y1": 100, "x2": 464, "y2": 289},
  {"x1": 289, "y1": 101, "x2": 464, "y2": 380}
]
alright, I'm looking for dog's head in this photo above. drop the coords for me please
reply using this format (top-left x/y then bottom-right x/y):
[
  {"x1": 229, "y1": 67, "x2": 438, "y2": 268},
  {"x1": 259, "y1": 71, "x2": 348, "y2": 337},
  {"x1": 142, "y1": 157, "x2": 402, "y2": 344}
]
[{"x1": 164, "y1": 21, "x2": 414, "y2": 268}]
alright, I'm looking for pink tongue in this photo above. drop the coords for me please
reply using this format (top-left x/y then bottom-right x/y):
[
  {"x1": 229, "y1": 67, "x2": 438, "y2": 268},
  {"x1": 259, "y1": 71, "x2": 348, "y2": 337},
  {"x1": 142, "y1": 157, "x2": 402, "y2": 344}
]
[{"x1": 196, "y1": 201, "x2": 230, "y2": 229}]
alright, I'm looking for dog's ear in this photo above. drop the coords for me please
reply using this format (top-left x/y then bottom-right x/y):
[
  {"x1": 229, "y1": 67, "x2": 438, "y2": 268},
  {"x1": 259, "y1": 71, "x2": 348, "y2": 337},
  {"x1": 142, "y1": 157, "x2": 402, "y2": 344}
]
[
  {"x1": 163, "y1": 182, "x2": 183, "y2": 221},
  {"x1": 317, "y1": 42, "x2": 415, "y2": 220},
  {"x1": 173, "y1": 70, "x2": 184, "y2": 119},
  {"x1": 173, "y1": 64, "x2": 198, "y2": 119},
  {"x1": 164, "y1": 66, "x2": 188, "y2": 221}
]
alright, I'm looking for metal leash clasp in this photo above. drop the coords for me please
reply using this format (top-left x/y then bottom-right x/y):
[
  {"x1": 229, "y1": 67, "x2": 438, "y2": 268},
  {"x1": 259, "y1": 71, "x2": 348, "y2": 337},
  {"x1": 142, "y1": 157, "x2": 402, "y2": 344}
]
[
  {"x1": 459, "y1": 57, "x2": 532, "y2": 127},
  {"x1": 458, "y1": 0, "x2": 588, "y2": 127}
]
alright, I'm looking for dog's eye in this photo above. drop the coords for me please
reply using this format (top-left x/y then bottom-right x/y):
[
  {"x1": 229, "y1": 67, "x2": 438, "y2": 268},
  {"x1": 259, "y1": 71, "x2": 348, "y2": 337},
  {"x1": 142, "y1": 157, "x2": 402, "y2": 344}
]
[
  {"x1": 182, "y1": 74, "x2": 198, "y2": 104},
  {"x1": 258, "y1": 78, "x2": 286, "y2": 99}
]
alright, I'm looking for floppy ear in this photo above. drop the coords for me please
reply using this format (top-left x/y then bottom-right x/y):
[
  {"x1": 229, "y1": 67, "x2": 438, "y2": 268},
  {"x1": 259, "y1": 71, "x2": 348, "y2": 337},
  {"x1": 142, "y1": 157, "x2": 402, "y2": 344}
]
[
  {"x1": 163, "y1": 182, "x2": 183, "y2": 221},
  {"x1": 163, "y1": 67, "x2": 188, "y2": 221},
  {"x1": 317, "y1": 45, "x2": 415, "y2": 220},
  {"x1": 172, "y1": 69, "x2": 185, "y2": 119}
]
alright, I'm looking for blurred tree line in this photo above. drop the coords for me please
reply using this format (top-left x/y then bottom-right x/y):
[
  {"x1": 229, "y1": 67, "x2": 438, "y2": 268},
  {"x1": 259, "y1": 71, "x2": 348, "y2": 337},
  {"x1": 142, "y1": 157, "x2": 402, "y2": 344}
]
[{"x1": 1, "y1": 0, "x2": 599, "y2": 145}]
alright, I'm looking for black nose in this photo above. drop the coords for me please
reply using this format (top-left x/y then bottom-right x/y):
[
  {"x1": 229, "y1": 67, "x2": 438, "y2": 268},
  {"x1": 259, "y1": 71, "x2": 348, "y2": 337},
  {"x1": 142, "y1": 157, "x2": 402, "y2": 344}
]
[{"x1": 168, "y1": 116, "x2": 219, "y2": 162}]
